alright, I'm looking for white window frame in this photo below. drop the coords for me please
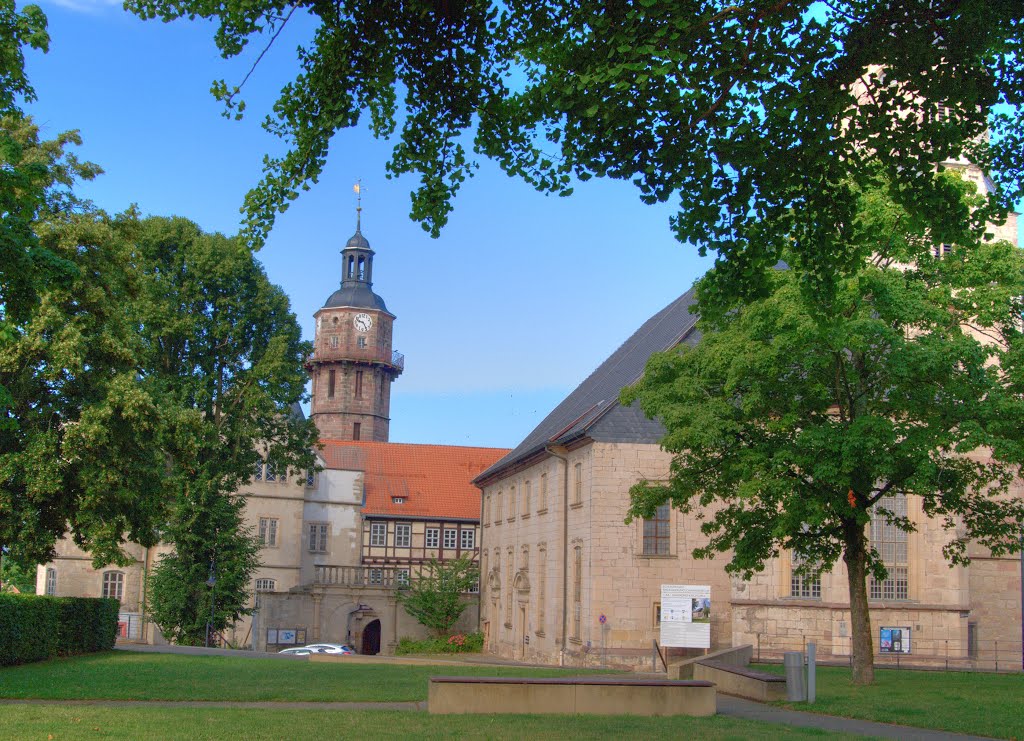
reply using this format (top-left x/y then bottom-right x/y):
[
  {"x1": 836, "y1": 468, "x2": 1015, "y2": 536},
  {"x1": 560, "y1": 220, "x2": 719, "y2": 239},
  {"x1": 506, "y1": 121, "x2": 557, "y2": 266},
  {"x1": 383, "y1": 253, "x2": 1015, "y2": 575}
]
[
  {"x1": 370, "y1": 522, "x2": 387, "y2": 547},
  {"x1": 255, "y1": 578, "x2": 276, "y2": 592},
  {"x1": 259, "y1": 517, "x2": 279, "y2": 547},
  {"x1": 308, "y1": 522, "x2": 328, "y2": 553},
  {"x1": 460, "y1": 529, "x2": 475, "y2": 550},
  {"x1": 45, "y1": 567, "x2": 57, "y2": 596},
  {"x1": 443, "y1": 528, "x2": 457, "y2": 549},
  {"x1": 425, "y1": 527, "x2": 440, "y2": 548},
  {"x1": 395, "y1": 523, "x2": 412, "y2": 548},
  {"x1": 102, "y1": 571, "x2": 124, "y2": 601}
]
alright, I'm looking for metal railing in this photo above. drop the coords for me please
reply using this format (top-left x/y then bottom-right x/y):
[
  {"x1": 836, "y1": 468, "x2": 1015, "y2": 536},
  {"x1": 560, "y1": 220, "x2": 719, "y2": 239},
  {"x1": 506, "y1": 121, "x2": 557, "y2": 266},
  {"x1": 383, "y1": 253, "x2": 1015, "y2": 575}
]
[{"x1": 750, "y1": 632, "x2": 1023, "y2": 673}]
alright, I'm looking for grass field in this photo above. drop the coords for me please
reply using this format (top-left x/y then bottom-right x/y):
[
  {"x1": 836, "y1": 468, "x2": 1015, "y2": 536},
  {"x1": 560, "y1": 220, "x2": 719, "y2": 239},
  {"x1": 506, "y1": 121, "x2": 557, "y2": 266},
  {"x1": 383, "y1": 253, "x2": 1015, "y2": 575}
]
[
  {"x1": 0, "y1": 651, "x2": 611, "y2": 703},
  {"x1": 758, "y1": 663, "x2": 1024, "y2": 739},
  {"x1": 1, "y1": 651, "x2": 1021, "y2": 739},
  {"x1": 0, "y1": 706, "x2": 865, "y2": 740}
]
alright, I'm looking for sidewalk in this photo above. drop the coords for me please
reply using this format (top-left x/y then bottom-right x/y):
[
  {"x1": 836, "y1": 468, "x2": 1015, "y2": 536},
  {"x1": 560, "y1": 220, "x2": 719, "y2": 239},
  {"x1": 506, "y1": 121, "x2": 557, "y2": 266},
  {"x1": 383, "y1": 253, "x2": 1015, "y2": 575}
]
[{"x1": 716, "y1": 695, "x2": 996, "y2": 740}]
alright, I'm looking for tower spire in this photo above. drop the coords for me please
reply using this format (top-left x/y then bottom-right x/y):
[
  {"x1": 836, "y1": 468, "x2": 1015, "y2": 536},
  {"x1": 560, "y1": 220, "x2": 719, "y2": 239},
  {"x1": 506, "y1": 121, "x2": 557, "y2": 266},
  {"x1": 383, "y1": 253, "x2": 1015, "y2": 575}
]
[{"x1": 353, "y1": 180, "x2": 363, "y2": 233}]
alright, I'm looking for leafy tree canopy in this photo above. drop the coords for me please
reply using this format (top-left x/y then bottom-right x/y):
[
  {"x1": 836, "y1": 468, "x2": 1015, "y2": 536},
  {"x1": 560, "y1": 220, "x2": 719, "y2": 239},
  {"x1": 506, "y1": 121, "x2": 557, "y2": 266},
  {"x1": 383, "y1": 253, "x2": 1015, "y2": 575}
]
[
  {"x1": 126, "y1": 0, "x2": 1023, "y2": 307},
  {"x1": 396, "y1": 556, "x2": 480, "y2": 637},
  {"x1": 622, "y1": 176, "x2": 1024, "y2": 683}
]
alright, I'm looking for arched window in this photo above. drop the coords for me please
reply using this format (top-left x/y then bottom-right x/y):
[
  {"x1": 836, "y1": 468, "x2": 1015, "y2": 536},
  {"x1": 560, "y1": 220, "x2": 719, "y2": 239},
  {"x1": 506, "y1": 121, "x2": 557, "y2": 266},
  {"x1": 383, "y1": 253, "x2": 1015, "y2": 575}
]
[
  {"x1": 45, "y1": 567, "x2": 57, "y2": 596},
  {"x1": 102, "y1": 571, "x2": 124, "y2": 601}
]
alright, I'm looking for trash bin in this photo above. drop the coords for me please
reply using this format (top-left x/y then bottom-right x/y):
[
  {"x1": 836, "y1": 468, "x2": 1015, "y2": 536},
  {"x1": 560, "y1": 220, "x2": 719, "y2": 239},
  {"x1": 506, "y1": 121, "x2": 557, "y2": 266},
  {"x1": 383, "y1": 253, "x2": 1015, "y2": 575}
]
[{"x1": 784, "y1": 651, "x2": 806, "y2": 701}]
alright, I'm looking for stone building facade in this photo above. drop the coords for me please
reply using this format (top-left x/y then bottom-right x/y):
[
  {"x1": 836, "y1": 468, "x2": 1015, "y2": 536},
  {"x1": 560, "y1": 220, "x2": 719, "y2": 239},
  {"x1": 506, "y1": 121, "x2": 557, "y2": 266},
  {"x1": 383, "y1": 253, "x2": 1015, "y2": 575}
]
[{"x1": 477, "y1": 224, "x2": 1023, "y2": 670}]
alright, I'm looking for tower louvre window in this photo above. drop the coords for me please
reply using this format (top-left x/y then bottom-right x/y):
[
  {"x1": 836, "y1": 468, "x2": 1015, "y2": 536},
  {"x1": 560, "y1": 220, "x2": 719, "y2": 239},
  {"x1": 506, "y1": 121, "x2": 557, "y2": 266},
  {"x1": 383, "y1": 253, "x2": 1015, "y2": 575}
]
[
  {"x1": 353, "y1": 422, "x2": 361, "y2": 441},
  {"x1": 328, "y1": 370, "x2": 336, "y2": 399},
  {"x1": 355, "y1": 371, "x2": 364, "y2": 398}
]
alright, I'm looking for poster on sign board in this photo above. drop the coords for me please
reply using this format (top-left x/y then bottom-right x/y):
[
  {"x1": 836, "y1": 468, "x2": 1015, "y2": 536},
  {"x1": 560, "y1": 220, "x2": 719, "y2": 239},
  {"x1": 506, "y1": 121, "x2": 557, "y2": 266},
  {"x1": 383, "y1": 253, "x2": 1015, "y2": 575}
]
[
  {"x1": 879, "y1": 627, "x2": 911, "y2": 654},
  {"x1": 278, "y1": 629, "x2": 297, "y2": 645},
  {"x1": 660, "y1": 584, "x2": 711, "y2": 648}
]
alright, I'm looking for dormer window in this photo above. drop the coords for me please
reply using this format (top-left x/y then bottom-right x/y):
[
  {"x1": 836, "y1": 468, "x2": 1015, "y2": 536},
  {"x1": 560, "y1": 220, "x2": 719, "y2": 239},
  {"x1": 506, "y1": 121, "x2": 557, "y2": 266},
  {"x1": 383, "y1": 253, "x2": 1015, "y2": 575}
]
[{"x1": 392, "y1": 496, "x2": 405, "y2": 505}]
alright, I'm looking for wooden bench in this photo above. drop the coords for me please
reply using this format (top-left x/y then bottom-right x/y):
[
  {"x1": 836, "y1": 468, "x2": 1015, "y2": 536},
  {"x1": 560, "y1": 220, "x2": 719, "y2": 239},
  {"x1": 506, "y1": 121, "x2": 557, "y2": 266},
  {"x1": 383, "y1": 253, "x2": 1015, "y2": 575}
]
[
  {"x1": 428, "y1": 676, "x2": 716, "y2": 716},
  {"x1": 692, "y1": 660, "x2": 787, "y2": 702}
]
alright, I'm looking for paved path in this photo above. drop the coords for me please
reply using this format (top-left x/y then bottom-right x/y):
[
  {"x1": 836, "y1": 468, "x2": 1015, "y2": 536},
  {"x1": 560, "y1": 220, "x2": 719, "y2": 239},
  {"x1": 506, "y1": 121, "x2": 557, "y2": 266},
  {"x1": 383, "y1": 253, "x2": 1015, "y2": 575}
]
[{"x1": 717, "y1": 695, "x2": 996, "y2": 740}]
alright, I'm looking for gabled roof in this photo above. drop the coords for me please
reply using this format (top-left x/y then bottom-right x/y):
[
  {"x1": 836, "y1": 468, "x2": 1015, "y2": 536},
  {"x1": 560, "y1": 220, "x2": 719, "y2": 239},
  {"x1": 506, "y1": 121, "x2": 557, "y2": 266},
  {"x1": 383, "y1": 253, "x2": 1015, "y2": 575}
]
[
  {"x1": 320, "y1": 440, "x2": 510, "y2": 521},
  {"x1": 474, "y1": 285, "x2": 702, "y2": 485}
]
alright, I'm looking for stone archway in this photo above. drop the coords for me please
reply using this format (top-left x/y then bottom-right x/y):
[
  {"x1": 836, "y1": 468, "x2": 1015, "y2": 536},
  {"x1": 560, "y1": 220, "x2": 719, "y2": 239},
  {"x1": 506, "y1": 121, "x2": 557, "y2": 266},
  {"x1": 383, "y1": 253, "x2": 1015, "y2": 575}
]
[{"x1": 361, "y1": 618, "x2": 382, "y2": 655}]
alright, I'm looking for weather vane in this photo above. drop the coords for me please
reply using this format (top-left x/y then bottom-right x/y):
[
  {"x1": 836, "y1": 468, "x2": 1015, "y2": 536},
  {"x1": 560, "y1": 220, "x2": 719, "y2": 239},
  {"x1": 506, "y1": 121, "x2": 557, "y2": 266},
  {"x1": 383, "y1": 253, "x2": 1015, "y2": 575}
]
[{"x1": 353, "y1": 180, "x2": 365, "y2": 231}]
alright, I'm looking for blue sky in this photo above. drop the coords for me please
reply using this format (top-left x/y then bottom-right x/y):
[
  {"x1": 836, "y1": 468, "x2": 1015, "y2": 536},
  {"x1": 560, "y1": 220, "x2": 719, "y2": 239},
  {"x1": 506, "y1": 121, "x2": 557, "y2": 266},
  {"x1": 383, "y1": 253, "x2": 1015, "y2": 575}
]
[{"x1": 24, "y1": 1, "x2": 713, "y2": 449}]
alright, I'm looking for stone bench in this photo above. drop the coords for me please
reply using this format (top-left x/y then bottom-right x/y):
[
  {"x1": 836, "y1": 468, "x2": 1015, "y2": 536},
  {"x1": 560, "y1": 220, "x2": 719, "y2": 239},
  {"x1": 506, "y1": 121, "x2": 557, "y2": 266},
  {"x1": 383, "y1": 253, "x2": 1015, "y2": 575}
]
[
  {"x1": 692, "y1": 660, "x2": 787, "y2": 702},
  {"x1": 427, "y1": 676, "x2": 716, "y2": 716}
]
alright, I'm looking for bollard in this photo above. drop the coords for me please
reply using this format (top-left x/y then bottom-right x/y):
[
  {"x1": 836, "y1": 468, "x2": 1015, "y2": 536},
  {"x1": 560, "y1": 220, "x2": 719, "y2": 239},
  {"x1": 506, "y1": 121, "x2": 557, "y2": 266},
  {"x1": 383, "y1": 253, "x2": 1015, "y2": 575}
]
[
  {"x1": 784, "y1": 651, "x2": 806, "y2": 701},
  {"x1": 806, "y1": 642, "x2": 816, "y2": 704}
]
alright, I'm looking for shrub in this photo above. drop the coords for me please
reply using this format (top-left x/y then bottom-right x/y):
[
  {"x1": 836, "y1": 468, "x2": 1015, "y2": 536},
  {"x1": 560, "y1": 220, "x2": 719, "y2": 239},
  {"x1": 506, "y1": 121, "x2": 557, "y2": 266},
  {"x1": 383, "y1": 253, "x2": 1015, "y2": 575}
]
[
  {"x1": 395, "y1": 632, "x2": 484, "y2": 656},
  {"x1": 0, "y1": 594, "x2": 118, "y2": 666}
]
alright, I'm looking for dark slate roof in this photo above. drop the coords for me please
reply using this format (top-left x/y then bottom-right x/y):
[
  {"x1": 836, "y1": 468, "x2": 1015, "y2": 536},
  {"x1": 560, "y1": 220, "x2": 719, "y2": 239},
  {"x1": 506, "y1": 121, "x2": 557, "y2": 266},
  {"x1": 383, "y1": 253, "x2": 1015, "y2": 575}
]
[
  {"x1": 288, "y1": 402, "x2": 306, "y2": 421},
  {"x1": 346, "y1": 230, "x2": 371, "y2": 249},
  {"x1": 323, "y1": 284, "x2": 391, "y2": 312},
  {"x1": 474, "y1": 285, "x2": 703, "y2": 484}
]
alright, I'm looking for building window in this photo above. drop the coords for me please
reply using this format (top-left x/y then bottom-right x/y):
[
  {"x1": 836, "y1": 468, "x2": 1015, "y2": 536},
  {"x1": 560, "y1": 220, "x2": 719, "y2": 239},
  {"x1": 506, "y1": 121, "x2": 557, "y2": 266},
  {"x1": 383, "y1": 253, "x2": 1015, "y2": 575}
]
[
  {"x1": 358, "y1": 336, "x2": 367, "y2": 349},
  {"x1": 265, "y1": 464, "x2": 277, "y2": 483},
  {"x1": 642, "y1": 503, "x2": 671, "y2": 556},
  {"x1": 508, "y1": 484, "x2": 517, "y2": 519},
  {"x1": 870, "y1": 494, "x2": 909, "y2": 600},
  {"x1": 45, "y1": 567, "x2": 57, "y2": 596},
  {"x1": 572, "y1": 546, "x2": 582, "y2": 639},
  {"x1": 573, "y1": 463, "x2": 582, "y2": 505},
  {"x1": 328, "y1": 369, "x2": 336, "y2": 398},
  {"x1": 255, "y1": 578, "x2": 276, "y2": 592},
  {"x1": 483, "y1": 495, "x2": 490, "y2": 526},
  {"x1": 369, "y1": 568, "x2": 383, "y2": 585},
  {"x1": 790, "y1": 553, "x2": 822, "y2": 599},
  {"x1": 443, "y1": 528, "x2": 457, "y2": 549},
  {"x1": 537, "y1": 546, "x2": 546, "y2": 631},
  {"x1": 495, "y1": 491, "x2": 503, "y2": 522},
  {"x1": 539, "y1": 473, "x2": 548, "y2": 511},
  {"x1": 396, "y1": 569, "x2": 410, "y2": 586},
  {"x1": 353, "y1": 422, "x2": 361, "y2": 441},
  {"x1": 425, "y1": 528, "x2": 440, "y2": 548},
  {"x1": 370, "y1": 522, "x2": 387, "y2": 547},
  {"x1": 102, "y1": 571, "x2": 124, "y2": 601},
  {"x1": 654, "y1": 603, "x2": 662, "y2": 626},
  {"x1": 305, "y1": 469, "x2": 315, "y2": 488},
  {"x1": 355, "y1": 371, "x2": 364, "y2": 398},
  {"x1": 505, "y1": 549, "x2": 513, "y2": 627},
  {"x1": 330, "y1": 335, "x2": 339, "y2": 349},
  {"x1": 395, "y1": 523, "x2": 411, "y2": 548},
  {"x1": 259, "y1": 518, "x2": 279, "y2": 546},
  {"x1": 523, "y1": 480, "x2": 532, "y2": 515},
  {"x1": 460, "y1": 529, "x2": 475, "y2": 550},
  {"x1": 308, "y1": 522, "x2": 328, "y2": 553},
  {"x1": 253, "y1": 460, "x2": 263, "y2": 481}
]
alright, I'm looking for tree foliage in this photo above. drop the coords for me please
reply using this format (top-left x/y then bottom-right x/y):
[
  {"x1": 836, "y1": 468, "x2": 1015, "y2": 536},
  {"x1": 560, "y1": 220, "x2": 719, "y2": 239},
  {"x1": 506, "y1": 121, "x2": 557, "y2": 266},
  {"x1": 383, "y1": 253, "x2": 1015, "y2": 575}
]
[
  {"x1": 396, "y1": 557, "x2": 480, "y2": 637},
  {"x1": 126, "y1": 0, "x2": 1023, "y2": 305},
  {"x1": 622, "y1": 179, "x2": 1024, "y2": 684},
  {"x1": 133, "y1": 216, "x2": 319, "y2": 644}
]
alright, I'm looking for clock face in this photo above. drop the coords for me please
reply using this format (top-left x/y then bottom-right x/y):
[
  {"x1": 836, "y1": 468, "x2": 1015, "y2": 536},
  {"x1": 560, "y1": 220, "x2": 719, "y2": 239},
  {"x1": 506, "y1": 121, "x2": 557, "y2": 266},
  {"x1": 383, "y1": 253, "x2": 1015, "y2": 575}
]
[{"x1": 353, "y1": 313, "x2": 373, "y2": 333}]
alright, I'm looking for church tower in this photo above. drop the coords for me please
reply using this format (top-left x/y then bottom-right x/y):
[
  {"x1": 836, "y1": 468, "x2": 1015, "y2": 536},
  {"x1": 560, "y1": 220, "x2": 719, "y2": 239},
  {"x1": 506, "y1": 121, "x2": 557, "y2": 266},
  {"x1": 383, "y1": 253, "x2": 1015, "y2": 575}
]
[{"x1": 309, "y1": 206, "x2": 403, "y2": 441}]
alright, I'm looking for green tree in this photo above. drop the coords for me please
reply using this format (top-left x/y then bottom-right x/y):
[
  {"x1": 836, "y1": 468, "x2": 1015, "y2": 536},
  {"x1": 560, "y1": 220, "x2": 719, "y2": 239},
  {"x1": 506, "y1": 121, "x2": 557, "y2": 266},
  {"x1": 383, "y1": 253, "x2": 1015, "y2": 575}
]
[
  {"x1": 396, "y1": 557, "x2": 480, "y2": 637},
  {"x1": 125, "y1": 0, "x2": 1023, "y2": 306},
  {"x1": 622, "y1": 181, "x2": 1024, "y2": 685},
  {"x1": 0, "y1": 548, "x2": 36, "y2": 593},
  {"x1": 132, "y1": 216, "x2": 319, "y2": 645},
  {"x1": 146, "y1": 490, "x2": 261, "y2": 646},
  {"x1": 0, "y1": 118, "x2": 171, "y2": 567}
]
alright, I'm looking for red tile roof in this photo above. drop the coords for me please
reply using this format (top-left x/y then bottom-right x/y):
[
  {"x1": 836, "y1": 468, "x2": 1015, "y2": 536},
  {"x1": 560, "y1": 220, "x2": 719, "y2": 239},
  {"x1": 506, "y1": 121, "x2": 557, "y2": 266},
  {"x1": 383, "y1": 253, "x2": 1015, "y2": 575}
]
[{"x1": 319, "y1": 440, "x2": 510, "y2": 521}]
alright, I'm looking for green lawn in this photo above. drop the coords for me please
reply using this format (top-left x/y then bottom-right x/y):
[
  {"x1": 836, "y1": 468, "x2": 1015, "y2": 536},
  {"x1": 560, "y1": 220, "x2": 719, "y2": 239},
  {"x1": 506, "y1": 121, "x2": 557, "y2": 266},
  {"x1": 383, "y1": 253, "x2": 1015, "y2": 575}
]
[
  {"x1": 757, "y1": 663, "x2": 1024, "y2": 740},
  {"x1": 0, "y1": 706, "x2": 866, "y2": 740},
  {"x1": 0, "y1": 651, "x2": 612, "y2": 703}
]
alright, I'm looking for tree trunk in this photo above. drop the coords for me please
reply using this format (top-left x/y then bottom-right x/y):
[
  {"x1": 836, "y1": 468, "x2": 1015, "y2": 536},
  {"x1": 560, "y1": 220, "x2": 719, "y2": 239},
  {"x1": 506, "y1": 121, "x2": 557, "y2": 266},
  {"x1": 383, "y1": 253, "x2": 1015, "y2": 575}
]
[{"x1": 842, "y1": 517, "x2": 875, "y2": 684}]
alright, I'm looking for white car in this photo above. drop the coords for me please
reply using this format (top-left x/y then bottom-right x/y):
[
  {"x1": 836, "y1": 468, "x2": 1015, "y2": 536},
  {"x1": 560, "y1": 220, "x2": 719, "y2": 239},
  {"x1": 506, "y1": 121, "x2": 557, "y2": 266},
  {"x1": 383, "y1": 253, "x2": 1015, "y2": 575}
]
[
  {"x1": 278, "y1": 643, "x2": 354, "y2": 656},
  {"x1": 303, "y1": 643, "x2": 354, "y2": 655}
]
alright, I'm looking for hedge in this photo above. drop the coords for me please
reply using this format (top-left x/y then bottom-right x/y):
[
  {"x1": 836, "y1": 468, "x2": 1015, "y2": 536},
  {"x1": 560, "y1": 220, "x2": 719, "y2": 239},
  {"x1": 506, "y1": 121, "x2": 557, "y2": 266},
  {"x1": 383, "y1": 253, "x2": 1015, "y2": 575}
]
[{"x1": 0, "y1": 594, "x2": 119, "y2": 666}]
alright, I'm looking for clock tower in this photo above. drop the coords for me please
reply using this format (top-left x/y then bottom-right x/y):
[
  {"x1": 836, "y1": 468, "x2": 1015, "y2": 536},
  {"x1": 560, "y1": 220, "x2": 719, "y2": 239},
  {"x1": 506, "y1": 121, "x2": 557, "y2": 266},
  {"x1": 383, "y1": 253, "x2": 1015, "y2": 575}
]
[{"x1": 309, "y1": 216, "x2": 403, "y2": 441}]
